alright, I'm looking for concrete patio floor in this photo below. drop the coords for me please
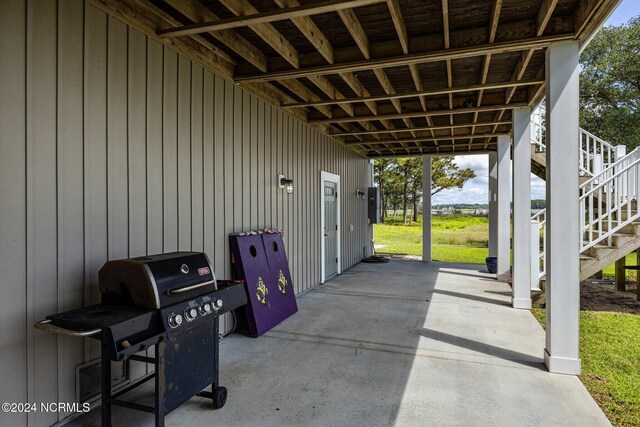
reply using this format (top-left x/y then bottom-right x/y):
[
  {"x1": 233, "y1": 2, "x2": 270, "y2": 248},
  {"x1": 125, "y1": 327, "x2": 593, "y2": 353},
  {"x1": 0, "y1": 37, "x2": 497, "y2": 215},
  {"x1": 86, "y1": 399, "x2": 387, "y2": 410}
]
[{"x1": 71, "y1": 259, "x2": 610, "y2": 426}]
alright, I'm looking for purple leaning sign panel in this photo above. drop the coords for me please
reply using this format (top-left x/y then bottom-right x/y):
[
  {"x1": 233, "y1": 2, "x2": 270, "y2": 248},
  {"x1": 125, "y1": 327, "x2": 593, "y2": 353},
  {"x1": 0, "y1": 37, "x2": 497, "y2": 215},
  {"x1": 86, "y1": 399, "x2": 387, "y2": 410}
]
[{"x1": 229, "y1": 232, "x2": 298, "y2": 336}]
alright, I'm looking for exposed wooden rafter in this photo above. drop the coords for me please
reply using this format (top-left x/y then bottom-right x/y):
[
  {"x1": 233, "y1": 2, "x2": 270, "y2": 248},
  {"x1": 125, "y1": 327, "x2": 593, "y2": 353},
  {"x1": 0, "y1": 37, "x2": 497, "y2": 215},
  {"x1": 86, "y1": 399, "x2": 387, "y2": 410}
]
[
  {"x1": 472, "y1": 0, "x2": 502, "y2": 137},
  {"x1": 332, "y1": 120, "x2": 511, "y2": 137},
  {"x1": 274, "y1": 0, "x2": 335, "y2": 64},
  {"x1": 219, "y1": 0, "x2": 301, "y2": 68},
  {"x1": 235, "y1": 33, "x2": 574, "y2": 82},
  {"x1": 88, "y1": 0, "x2": 620, "y2": 158},
  {"x1": 158, "y1": 0, "x2": 385, "y2": 37},
  {"x1": 283, "y1": 79, "x2": 543, "y2": 108},
  {"x1": 310, "y1": 102, "x2": 529, "y2": 124},
  {"x1": 346, "y1": 133, "x2": 503, "y2": 146},
  {"x1": 164, "y1": 0, "x2": 266, "y2": 72}
]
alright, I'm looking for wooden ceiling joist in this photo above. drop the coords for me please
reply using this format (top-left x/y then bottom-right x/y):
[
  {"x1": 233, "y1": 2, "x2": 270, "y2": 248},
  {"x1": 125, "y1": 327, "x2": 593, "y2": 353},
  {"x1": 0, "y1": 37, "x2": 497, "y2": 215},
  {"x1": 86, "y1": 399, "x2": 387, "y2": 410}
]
[
  {"x1": 346, "y1": 133, "x2": 503, "y2": 146},
  {"x1": 332, "y1": 120, "x2": 511, "y2": 137},
  {"x1": 235, "y1": 33, "x2": 574, "y2": 82},
  {"x1": 366, "y1": 141, "x2": 497, "y2": 153},
  {"x1": 164, "y1": 0, "x2": 265, "y2": 72},
  {"x1": 274, "y1": 0, "x2": 335, "y2": 64},
  {"x1": 219, "y1": 0, "x2": 301, "y2": 68},
  {"x1": 158, "y1": 0, "x2": 385, "y2": 37},
  {"x1": 91, "y1": 0, "x2": 621, "y2": 158},
  {"x1": 310, "y1": 102, "x2": 529, "y2": 124},
  {"x1": 283, "y1": 79, "x2": 543, "y2": 108}
]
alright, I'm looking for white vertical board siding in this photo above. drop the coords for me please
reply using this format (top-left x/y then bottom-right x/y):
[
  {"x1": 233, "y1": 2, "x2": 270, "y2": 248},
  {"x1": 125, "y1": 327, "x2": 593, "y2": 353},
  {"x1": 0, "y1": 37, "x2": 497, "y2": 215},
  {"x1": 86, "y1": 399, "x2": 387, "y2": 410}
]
[{"x1": 0, "y1": 3, "x2": 371, "y2": 426}]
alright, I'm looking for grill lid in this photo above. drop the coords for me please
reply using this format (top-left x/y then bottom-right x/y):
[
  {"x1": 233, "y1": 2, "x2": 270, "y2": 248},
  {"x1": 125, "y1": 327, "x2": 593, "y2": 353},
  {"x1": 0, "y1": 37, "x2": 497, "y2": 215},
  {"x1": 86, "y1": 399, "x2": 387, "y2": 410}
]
[{"x1": 99, "y1": 252, "x2": 216, "y2": 309}]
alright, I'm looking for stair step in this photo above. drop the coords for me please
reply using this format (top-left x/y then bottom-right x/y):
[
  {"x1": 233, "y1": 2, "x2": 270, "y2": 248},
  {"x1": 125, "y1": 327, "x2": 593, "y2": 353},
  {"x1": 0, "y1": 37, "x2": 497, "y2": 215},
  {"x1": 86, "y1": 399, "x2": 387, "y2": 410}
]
[{"x1": 580, "y1": 254, "x2": 597, "y2": 260}]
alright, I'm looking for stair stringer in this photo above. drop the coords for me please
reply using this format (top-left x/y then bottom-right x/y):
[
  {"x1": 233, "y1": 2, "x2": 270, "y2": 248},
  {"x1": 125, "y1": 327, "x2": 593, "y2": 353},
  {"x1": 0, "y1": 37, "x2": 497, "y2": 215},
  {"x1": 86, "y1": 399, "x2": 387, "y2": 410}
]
[{"x1": 580, "y1": 232, "x2": 640, "y2": 281}]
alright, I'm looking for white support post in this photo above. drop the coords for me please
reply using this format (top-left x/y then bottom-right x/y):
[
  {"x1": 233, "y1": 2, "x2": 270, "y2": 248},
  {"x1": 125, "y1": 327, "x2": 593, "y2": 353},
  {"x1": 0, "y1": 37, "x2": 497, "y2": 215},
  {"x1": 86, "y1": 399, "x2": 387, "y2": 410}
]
[
  {"x1": 496, "y1": 135, "x2": 511, "y2": 281},
  {"x1": 422, "y1": 155, "x2": 432, "y2": 262},
  {"x1": 531, "y1": 221, "x2": 541, "y2": 290},
  {"x1": 544, "y1": 40, "x2": 581, "y2": 375},
  {"x1": 488, "y1": 153, "x2": 498, "y2": 258},
  {"x1": 512, "y1": 107, "x2": 532, "y2": 309}
]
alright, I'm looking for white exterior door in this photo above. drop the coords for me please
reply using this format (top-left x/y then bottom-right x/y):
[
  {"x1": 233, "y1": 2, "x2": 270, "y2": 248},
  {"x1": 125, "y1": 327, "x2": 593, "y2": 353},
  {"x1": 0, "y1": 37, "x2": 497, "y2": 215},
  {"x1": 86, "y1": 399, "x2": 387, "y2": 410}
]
[{"x1": 324, "y1": 181, "x2": 338, "y2": 278}]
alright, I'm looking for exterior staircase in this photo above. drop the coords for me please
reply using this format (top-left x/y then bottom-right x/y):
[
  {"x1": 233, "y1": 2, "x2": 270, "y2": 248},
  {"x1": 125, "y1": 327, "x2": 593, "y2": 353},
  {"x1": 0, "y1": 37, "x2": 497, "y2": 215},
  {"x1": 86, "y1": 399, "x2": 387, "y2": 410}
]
[{"x1": 529, "y1": 104, "x2": 638, "y2": 305}]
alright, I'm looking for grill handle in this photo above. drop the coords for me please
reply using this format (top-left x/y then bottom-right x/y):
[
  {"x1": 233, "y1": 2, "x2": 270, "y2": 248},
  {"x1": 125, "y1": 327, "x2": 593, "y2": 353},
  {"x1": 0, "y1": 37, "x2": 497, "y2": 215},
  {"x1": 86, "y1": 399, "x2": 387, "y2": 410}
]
[
  {"x1": 166, "y1": 280, "x2": 215, "y2": 295},
  {"x1": 34, "y1": 319, "x2": 101, "y2": 337}
]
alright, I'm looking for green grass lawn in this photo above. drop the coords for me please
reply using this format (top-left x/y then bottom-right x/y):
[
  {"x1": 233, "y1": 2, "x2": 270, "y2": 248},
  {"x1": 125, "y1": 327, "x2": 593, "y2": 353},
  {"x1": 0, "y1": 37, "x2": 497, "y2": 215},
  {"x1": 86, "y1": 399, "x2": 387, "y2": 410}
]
[
  {"x1": 532, "y1": 309, "x2": 640, "y2": 427},
  {"x1": 374, "y1": 214, "x2": 489, "y2": 263},
  {"x1": 375, "y1": 214, "x2": 636, "y2": 271}
]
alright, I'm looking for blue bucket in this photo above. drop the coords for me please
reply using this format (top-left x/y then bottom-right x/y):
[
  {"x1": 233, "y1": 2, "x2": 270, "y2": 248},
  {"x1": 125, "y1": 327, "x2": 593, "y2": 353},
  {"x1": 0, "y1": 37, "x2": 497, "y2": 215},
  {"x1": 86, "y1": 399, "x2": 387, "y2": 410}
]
[{"x1": 485, "y1": 257, "x2": 497, "y2": 274}]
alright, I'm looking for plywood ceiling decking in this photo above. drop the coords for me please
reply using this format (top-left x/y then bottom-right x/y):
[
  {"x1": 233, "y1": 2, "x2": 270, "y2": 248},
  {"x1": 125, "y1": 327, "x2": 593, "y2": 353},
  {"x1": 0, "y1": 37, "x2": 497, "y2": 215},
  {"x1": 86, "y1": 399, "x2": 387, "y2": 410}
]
[{"x1": 94, "y1": 0, "x2": 619, "y2": 158}]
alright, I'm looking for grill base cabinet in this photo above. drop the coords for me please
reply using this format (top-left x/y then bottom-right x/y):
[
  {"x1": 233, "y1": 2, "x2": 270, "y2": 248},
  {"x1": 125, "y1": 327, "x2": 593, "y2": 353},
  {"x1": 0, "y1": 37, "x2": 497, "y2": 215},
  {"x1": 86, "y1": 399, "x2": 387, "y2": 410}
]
[{"x1": 34, "y1": 252, "x2": 247, "y2": 427}]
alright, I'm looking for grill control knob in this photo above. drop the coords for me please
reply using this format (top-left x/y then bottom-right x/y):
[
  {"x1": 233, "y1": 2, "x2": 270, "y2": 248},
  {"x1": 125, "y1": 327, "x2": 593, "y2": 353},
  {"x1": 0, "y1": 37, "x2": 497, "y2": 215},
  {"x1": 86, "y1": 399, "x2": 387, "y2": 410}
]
[
  {"x1": 212, "y1": 299, "x2": 223, "y2": 310},
  {"x1": 199, "y1": 303, "x2": 212, "y2": 315},
  {"x1": 168, "y1": 313, "x2": 183, "y2": 328},
  {"x1": 184, "y1": 308, "x2": 198, "y2": 322}
]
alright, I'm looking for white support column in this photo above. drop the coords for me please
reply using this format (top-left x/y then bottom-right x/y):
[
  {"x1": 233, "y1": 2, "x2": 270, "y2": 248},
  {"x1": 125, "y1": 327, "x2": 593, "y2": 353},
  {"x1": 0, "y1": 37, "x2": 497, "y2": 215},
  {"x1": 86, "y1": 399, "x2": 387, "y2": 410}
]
[
  {"x1": 545, "y1": 40, "x2": 581, "y2": 375},
  {"x1": 512, "y1": 107, "x2": 532, "y2": 309},
  {"x1": 496, "y1": 135, "x2": 511, "y2": 280},
  {"x1": 531, "y1": 221, "x2": 541, "y2": 290},
  {"x1": 488, "y1": 153, "x2": 498, "y2": 258},
  {"x1": 422, "y1": 155, "x2": 432, "y2": 262}
]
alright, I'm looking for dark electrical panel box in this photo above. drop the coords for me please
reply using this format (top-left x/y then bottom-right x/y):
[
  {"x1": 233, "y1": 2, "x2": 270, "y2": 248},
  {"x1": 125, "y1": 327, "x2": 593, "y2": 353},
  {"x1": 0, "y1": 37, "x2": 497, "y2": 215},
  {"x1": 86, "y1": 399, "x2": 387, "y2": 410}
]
[{"x1": 368, "y1": 187, "x2": 380, "y2": 224}]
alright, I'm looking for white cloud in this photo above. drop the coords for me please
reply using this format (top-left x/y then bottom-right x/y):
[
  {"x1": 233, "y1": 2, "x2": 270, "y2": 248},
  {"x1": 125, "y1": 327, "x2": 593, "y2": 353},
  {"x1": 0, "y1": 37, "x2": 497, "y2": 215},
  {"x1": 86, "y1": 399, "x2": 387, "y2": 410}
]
[{"x1": 431, "y1": 154, "x2": 547, "y2": 205}]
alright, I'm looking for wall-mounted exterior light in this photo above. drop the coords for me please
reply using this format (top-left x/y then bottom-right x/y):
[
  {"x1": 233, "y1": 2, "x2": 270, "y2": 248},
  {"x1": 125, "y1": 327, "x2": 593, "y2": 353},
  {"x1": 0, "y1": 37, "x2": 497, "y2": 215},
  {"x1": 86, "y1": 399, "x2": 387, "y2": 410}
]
[
  {"x1": 278, "y1": 174, "x2": 294, "y2": 195},
  {"x1": 356, "y1": 189, "x2": 366, "y2": 199}
]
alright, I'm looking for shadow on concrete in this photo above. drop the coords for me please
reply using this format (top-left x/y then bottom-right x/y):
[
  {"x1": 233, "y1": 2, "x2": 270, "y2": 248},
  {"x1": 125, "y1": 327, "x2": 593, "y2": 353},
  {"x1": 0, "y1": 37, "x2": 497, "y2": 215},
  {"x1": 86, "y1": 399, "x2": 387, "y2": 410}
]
[
  {"x1": 438, "y1": 268, "x2": 492, "y2": 280},
  {"x1": 418, "y1": 328, "x2": 545, "y2": 370},
  {"x1": 431, "y1": 288, "x2": 511, "y2": 307}
]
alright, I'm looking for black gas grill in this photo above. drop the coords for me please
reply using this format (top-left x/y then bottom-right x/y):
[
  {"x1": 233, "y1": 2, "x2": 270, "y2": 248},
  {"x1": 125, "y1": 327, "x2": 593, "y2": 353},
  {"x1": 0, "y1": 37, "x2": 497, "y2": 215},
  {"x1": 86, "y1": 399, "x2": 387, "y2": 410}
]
[{"x1": 34, "y1": 252, "x2": 247, "y2": 427}]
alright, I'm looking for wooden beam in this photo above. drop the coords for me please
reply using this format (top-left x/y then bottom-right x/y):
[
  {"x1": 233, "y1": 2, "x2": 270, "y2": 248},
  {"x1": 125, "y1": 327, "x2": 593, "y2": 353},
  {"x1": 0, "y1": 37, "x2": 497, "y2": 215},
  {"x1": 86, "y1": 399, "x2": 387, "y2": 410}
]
[
  {"x1": 537, "y1": 0, "x2": 559, "y2": 36},
  {"x1": 409, "y1": 64, "x2": 427, "y2": 111},
  {"x1": 279, "y1": 79, "x2": 333, "y2": 117},
  {"x1": 164, "y1": 0, "x2": 267, "y2": 72},
  {"x1": 575, "y1": 0, "x2": 618, "y2": 42},
  {"x1": 501, "y1": 0, "x2": 555, "y2": 109},
  {"x1": 235, "y1": 33, "x2": 574, "y2": 82},
  {"x1": 374, "y1": 69, "x2": 401, "y2": 113},
  {"x1": 283, "y1": 79, "x2": 544, "y2": 108},
  {"x1": 346, "y1": 133, "x2": 503, "y2": 145},
  {"x1": 219, "y1": 0, "x2": 300, "y2": 68},
  {"x1": 306, "y1": 75, "x2": 354, "y2": 116},
  {"x1": 473, "y1": 0, "x2": 502, "y2": 132},
  {"x1": 489, "y1": 0, "x2": 503, "y2": 43},
  {"x1": 338, "y1": 8, "x2": 371, "y2": 59},
  {"x1": 310, "y1": 102, "x2": 529, "y2": 124},
  {"x1": 366, "y1": 147, "x2": 495, "y2": 158},
  {"x1": 442, "y1": 0, "x2": 450, "y2": 49},
  {"x1": 366, "y1": 141, "x2": 496, "y2": 152},
  {"x1": 339, "y1": 72, "x2": 377, "y2": 114},
  {"x1": 387, "y1": 0, "x2": 408, "y2": 54},
  {"x1": 158, "y1": 0, "x2": 385, "y2": 37},
  {"x1": 274, "y1": 0, "x2": 334, "y2": 64},
  {"x1": 505, "y1": 49, "x2": 535, "y2": 104},
  {"x1": 88, "y1": 0, "x2": 235, "y2": 76},
  {"x1": 333, "y1": 120, "x2": 511, "y2": 136}
]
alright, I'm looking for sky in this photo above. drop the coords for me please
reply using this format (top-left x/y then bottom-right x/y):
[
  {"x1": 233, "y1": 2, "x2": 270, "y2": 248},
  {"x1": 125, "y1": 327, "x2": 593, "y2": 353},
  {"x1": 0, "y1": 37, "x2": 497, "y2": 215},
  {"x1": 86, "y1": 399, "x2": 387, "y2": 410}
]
[{"x1": 432, "y1": 0, "x2": 639, "y2": 206}]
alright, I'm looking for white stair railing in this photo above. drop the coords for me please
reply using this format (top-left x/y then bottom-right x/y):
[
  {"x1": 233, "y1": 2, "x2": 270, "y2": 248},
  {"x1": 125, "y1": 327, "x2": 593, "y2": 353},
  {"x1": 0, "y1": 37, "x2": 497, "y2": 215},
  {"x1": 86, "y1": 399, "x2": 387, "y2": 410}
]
[
  {"x1": 530, "y1": 209, "x2": 546, "y2": 289},
  {"x1": 580, "y1": 129, "x2": 621, "y2": 177},
  {"x1": 528, "y1": 104, "x2": 627, "y2": 287},
  {"x1": 580, "y1": 147, "x2": 640, "y2": 252}
]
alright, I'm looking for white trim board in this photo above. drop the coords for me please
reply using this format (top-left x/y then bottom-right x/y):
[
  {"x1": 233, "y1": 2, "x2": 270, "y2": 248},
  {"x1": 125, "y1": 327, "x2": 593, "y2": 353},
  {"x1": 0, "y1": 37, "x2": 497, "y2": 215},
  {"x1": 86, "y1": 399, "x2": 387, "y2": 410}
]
[{"x1": 320, "y1": 171, "x2": 341, "y2": 283}]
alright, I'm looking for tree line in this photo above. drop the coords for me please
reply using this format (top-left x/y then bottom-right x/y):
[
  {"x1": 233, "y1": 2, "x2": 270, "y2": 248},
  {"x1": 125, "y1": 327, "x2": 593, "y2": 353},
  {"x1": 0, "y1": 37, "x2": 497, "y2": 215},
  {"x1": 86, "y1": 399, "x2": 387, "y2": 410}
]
[{"x1": 374, "y1": 157, "x2": 475, "y2": 224}]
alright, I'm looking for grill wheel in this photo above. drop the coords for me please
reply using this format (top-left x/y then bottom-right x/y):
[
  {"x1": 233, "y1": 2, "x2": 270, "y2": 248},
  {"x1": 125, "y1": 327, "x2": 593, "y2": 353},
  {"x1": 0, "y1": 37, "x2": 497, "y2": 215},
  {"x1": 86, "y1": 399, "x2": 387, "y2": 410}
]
[{"x1": 213, "y1": 386, "x2": 227, "y2": 409}]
